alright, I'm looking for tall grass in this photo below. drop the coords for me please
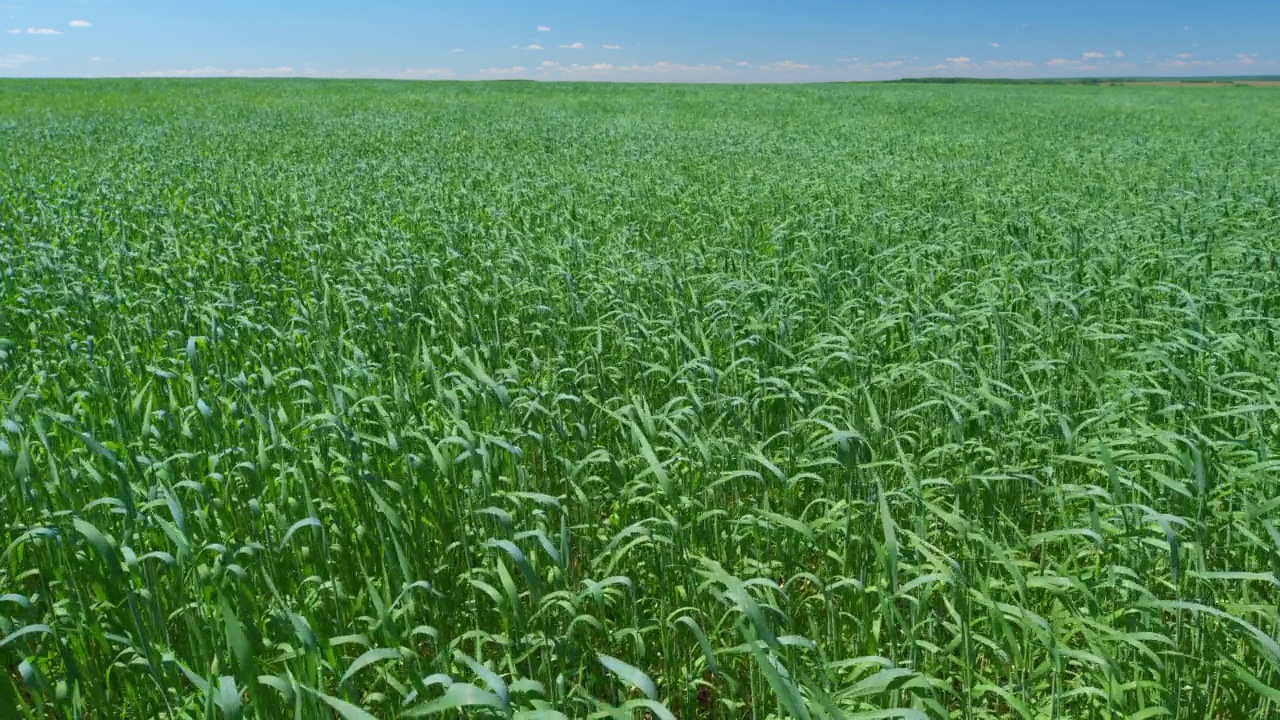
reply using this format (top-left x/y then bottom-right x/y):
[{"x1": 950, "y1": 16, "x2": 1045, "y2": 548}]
[{"x1": 2, "y1": 79, "x2": 1279, "y2": 718}]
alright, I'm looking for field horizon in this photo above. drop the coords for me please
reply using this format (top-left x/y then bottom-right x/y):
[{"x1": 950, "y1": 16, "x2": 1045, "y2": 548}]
[{"x1": 3, "y1": 74, "x2": 1280, "y2": 86}]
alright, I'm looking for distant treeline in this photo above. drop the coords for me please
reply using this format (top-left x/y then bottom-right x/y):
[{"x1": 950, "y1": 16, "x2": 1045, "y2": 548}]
[{"x1": 888, "y1": 76, "x2": 1280, "y2": 85}]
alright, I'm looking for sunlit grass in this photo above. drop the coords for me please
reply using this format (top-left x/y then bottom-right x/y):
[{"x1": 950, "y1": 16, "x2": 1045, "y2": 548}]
[{"x1": 2, "y1": 79, "x2": 1279, "y2": 718}]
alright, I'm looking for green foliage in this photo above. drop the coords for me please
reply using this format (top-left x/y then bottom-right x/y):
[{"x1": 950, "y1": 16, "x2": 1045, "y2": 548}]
[{"x1": 2, "y1": 79, "x2": 1280, "y2": 718}]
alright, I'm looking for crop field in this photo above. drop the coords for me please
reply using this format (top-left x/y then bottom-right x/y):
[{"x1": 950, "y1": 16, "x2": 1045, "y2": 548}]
[{"x1": 2, "y1": 79, "x2": 1280, "y2": 719}]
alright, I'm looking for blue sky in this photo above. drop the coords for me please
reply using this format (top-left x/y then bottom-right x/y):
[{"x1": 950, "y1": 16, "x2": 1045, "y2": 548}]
[{"x1": 2, "y1": 1, "x2": 1277, "y2": 81}]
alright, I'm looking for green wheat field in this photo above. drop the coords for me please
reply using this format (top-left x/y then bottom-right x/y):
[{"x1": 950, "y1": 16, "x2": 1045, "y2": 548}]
[{"x1": 2, "y1": 80, "x2": 1279, "y2": 719}]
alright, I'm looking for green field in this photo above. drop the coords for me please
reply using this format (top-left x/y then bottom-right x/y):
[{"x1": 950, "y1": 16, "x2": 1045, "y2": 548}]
[{"x1": 2, "y1": 80, "x2": 1280, "y2": 719}]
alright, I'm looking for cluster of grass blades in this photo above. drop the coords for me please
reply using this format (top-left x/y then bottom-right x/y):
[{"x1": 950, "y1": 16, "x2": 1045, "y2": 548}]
[{"x1": 2, "y1": 79, "x2": 1280, "y2": 718}]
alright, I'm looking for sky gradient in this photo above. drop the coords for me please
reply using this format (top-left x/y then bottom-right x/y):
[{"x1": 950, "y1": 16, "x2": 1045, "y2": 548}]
[{"x1": 2, "y1": 1, "x2": 1278, "y2": 82}]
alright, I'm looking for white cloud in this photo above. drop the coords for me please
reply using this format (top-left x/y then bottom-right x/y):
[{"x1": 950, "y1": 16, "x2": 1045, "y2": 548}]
[
  {"x1": 234, "y1": 67, "x2": 296, "y2": 76},
  {"x1": 91, "y1": 56, "x2": 102, "y2": 62},
  {"x1": 1046, "y1": 58, "x2": 1097, "y2": 71},
  {"x1": 558, "y1": 42, "x2": 584, "y2": 49},
  {"x1": 452, "y1": 48, "x2": 464, "y2": 53},
  {"x1": 537, "y1": 26, "x2": 551, "y2": 32},
  {"x1": 513, "y1": 44, "x2": 544, "y2": 50},
  {"x1": 533, "y1": 60, "x2": 726, "y2": 82},
  {"x1": 140, "y1": 66, "x2": 229, "y2": 77},
  {"x1": 478, "y1": 65, "x2": 528, "y2": 76},
  {"x1": 990, "y1": 42, "x2": 1000, "y2": 48},
  {"x1": 356, "y1": 67, "x2": 455, "y2": 80},
  {"x1": 399, "y1": 67, "x2": 455, "y2": 79},
  {"x1": 0, "y1": 53, "x2": 34, "y2": 68},
  {"x1": 1157, "y1": 57, "x2": 1213, "y2": 68},
  {"x1": 805, "y1": 55, "x2": 1099, "y2": 82},
  {"x1": 945, "y1": 56, "x2": 971, "y2": 64},
  {"x1": 1176, "y1": 52, "x2": 1193, "y2": 59},
  {"x1": 26, "y1": 27, "x2": 62, "y2": 34},
  {"x1": 814, "y1": 59, "x2": 906, "y2": 79},
  {"x1": 5, "y1": 28, "x2": 18, "y2": 33},
  {"x1": 1082, "y1": 51, "x2": 1105, "y2": 59},
  {"x1": 1237, "y1": 53, "x2": 1255, "y2": 65},
  {"x1": 603, "y1": 44, "x2": 622, "y2": 50},
  {"x1": 762, "y1": 60, "x2": 814, "y2": 71},
  {"x1": 69, "y1": 20, "x2": 91, "y2": 28},
  {"x1": 139, "y1": 66, "x2": 299, "y2": 78},
  {"x1": 836, "y1": 57, "x2": 859, "y2": 63},
  {"x1": 737, "y1": 61, "x2": 752, "y2": 67},
  {"x1": 1115, "y1": 50, "x2": 1125, "y2": 58}
]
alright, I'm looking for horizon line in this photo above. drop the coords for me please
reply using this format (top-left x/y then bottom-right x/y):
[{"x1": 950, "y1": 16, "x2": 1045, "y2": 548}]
[{"x1": 2, "y1": 74, "x2": 1280, "y2": 84}]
